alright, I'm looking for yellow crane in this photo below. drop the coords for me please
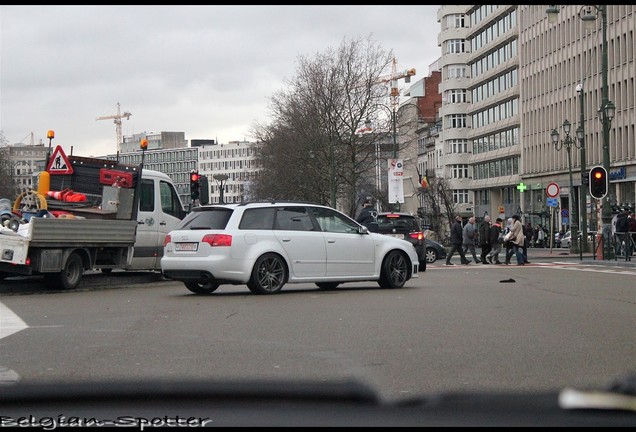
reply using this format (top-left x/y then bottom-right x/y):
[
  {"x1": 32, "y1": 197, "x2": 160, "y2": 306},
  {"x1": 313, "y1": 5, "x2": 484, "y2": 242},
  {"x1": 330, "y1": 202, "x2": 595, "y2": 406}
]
[
  {"x1": 96, "y1": 102, "x2": 132, "y2": 153},
  {"x1": 374, "y1": 57, "x2": 416, "y2": 111}
]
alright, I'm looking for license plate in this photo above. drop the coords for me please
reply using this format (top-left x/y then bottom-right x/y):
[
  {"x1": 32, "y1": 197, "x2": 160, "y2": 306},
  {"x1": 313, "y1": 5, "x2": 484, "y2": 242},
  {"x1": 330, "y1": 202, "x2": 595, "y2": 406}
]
[
  {"x1": 175, "y1": 242, "x2": 198, "y2": 251},
  {"x1": 387, "y1": 234, "x2": 404, "y2": 239}
]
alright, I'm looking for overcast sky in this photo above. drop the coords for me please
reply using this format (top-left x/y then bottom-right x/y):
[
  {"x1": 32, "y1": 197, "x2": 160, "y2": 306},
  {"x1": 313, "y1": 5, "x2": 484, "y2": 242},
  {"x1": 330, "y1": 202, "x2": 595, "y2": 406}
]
[{"x1": 1, "y1": 5, "x2": 440, "y2": 157}]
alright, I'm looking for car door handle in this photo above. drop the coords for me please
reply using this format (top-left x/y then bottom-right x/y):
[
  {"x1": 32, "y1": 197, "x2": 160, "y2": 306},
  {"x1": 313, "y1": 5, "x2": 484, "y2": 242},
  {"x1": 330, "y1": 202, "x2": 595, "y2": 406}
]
[
  {"x1": 159, "y1": 221, "x2": 167, "y2": 226},
  {"x1": 327, "y1": 240, "x2": 336, "y2": 243},
  {"x1": 280, "y1": 238, "x2": 291, "y2": 242},
  {"x1": 137, "y1": 220, "x2": 145, "y2": 225}
]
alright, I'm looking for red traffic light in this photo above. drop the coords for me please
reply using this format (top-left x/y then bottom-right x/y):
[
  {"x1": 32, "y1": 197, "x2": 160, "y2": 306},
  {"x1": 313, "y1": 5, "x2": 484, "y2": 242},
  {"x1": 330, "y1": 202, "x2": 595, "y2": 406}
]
[
  {"x1": 190, "y1": 172, "x2": 200, "y2": 182},
  {"x1": 589, "y1": 166, "x2": 608, "y2": 199}
]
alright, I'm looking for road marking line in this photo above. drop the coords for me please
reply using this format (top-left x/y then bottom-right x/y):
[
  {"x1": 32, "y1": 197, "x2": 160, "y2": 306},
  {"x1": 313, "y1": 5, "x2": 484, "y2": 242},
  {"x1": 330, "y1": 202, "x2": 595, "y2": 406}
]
[{"x1": 0, "y1": 301, "x2": 28, "y2": 340}]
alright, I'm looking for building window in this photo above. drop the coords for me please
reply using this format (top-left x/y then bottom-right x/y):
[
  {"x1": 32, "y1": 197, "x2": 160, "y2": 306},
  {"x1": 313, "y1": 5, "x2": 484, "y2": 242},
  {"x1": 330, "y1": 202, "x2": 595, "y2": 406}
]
[{"x1": 453, "y1": 189, "x2": 469, "y2": 204}]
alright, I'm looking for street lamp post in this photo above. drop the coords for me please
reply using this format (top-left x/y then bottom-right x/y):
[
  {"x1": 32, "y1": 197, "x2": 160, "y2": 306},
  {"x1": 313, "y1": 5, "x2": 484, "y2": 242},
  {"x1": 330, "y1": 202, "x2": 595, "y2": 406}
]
[
  {"x1": 546, "y1": 4, "x2": 615, "y2": 259},
  {"x1": 213, "y1": 174, "x2": 229, "y2": 204},
  {"x1": 367, "y1": 102, "x2": 404, "y2": 212},
  {"x1": 576, "y1": 83, "x2": 587, "y2": 253},
  {"x1": 551, "y1": 120, "x2": 580, "y2": 254}
]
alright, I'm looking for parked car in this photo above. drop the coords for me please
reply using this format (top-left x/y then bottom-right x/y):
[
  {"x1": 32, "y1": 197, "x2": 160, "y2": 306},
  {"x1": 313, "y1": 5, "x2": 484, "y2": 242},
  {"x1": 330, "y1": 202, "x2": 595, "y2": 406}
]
[
  {"x1": 375, "y1": 212, "x2": 446, "y2": 267},
  {"x1": 560, "y1": 230, "x2": 572, "y2": 248},
  {"x1": 161, "y1": 202, "x2": 419, "y2": 295}
]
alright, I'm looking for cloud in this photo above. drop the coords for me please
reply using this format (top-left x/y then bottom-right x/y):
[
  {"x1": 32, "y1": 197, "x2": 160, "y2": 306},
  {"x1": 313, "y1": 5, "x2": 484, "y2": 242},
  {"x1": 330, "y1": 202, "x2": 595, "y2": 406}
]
[{"x1": 0, "y1": 5, "x2": 440, "y2": 156}]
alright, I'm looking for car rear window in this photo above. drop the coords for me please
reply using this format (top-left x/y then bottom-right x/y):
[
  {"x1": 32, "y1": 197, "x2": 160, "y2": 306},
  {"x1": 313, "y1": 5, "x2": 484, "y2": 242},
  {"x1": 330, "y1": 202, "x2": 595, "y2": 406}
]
[
  {"x1": 176, "y1": 207, "x2": 233, "y2": 230},
  {"x1": 376, "y1": 215, "x2": 420, "y2": 232}
]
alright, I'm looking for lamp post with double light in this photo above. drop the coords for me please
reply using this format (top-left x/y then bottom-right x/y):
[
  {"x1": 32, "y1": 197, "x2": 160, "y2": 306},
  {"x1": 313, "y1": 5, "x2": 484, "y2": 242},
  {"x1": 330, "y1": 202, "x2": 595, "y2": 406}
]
[
  {"x1": 551, "y1": 120, "x2": 580, "y2": 253},
  {"x1": 546, "y1": 4, "x2": 615, "y2": 258},
  {"x1": 365, "y1": 102, "x2": 400, "y2": 212}
]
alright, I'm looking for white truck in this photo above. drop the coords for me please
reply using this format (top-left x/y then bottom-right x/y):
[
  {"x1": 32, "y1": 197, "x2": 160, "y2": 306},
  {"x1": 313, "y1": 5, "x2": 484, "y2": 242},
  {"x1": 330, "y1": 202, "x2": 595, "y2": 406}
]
[{"x1": 0, "y1": 152, "x2": 186, "y2": 290}]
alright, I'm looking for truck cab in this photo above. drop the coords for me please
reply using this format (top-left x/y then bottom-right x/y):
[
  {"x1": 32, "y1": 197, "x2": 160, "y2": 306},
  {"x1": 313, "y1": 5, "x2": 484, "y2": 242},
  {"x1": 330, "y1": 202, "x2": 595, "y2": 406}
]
[{"x1": 133, "y1": 169, "x2": 186, "y2": 270}]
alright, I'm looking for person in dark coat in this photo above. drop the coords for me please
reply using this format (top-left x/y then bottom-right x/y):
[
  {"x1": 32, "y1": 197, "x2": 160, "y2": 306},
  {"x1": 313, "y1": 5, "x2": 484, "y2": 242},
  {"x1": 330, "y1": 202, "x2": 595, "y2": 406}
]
[
  {"x1": 615, "y1": 210, "x2": 630, "y2": 257},
  {"x1": 445, "y1": 215, "x2": 471, "y2": 265},
  {"x1": 479, "y1": 215, "x2": 492, "y2": 264},
  {"x1": 486, "y1": 218, "x2": 503, "y2": 264},
  {"x1": 355, "y1": 199, "x2": 378, "y2": 232}
]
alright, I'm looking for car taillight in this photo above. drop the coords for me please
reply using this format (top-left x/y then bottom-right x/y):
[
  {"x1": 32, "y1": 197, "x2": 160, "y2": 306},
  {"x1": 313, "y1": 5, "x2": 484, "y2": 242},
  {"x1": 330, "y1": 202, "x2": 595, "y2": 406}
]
[
  {"x1": 202, "y1": 233, "x2": 232, "y2": 247},
  {"x1": 409, "y1": 232, "x2": 424, "y2": 241},
  {"x1": 163, "y1": 234, "x2": 172, "y2": 247}
]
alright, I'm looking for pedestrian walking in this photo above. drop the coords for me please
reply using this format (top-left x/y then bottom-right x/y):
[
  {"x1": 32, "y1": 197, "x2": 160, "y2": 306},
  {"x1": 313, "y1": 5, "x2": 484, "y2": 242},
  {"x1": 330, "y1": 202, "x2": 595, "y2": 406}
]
[
  {"x1": 535, "y1": 224, "x2": 545, "y2": 248},
  {"x1": 355, "y1": 199, "x2": 378, "y2": 232},
  {"x1": 479, "y1": 215, "x2": 492, "y2": 264},
  {"x1": 486, "y1": 217, "x2": 503, "y2": 264},
  {"x1": 503, "y1": 218, "x2": 513, "y2": 264},
  {"x1": 504, "y1": 214, "x2": 526, "y2": 265},
  {"x1": 445, "y1": 215, "x2": 471, "y2": 265},
  {"x1": 462, "y1": 216, "x2": 481, "y2": 263}
]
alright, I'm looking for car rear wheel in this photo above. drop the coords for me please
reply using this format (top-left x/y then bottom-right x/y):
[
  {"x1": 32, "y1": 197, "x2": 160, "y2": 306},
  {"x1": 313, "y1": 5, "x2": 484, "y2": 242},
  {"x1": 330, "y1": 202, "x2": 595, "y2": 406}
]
[
  {"x1": 315, "y1": 282, "x2": 339, "y2": 290},
  {"x1": 247, "y1": 253, "x2": 287, "y2": 294},
  {"x1": 378, "y1": 250, "x2": 409, "y2": 289},
  {"x1": 185, "y1": 281, "x2": 220, "y2": 295},
  {"x1": 425, "y1": 247, "x2": 438, "y2": 263}
]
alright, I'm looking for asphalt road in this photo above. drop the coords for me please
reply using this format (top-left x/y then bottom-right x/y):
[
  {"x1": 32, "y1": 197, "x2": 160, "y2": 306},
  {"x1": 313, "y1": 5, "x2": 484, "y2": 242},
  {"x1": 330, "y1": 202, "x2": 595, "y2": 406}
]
[{"x1": 1, "y1": 256, "x2": 634, "y2": 401}]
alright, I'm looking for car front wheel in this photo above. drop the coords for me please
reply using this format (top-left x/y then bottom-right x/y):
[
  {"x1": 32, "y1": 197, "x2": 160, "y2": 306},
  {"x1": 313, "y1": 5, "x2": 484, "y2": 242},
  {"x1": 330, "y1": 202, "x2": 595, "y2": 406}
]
[
  {"x1": 247, "y1": 253, "x2": 287, "y2": 294},
  {"x1": 378, "y1": 250, "x2": 409, "y2": 289}
]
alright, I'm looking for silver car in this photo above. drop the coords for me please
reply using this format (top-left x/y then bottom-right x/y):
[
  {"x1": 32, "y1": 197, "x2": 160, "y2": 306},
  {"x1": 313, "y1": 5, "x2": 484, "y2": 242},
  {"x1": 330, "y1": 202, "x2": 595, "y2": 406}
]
[{"x1": 161, "y1": 202, "x2": 419, "y2": 295}]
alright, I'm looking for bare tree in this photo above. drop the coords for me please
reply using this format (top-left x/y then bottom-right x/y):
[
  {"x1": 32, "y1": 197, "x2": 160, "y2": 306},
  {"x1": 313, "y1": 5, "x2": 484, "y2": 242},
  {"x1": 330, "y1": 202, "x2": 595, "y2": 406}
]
[
  {"x1": 417, "y1": 176, "x2": 456, "y2": 242},
  {"x1": 250, "y1": 35, "x2": 393, "y2": 218}
]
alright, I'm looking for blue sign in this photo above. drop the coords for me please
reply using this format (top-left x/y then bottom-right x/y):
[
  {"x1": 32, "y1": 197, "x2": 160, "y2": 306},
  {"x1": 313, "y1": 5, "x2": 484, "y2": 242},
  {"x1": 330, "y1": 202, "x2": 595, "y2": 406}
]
[
  {"x1": 546, "y1": 198, "x2": 558, "y2": 207},
  {"x1": 562, "y1": 217, "x2": 569, "y2": 225},
  {"x1": 561, "y1": 209, "x2": 569, "y2": 217}
]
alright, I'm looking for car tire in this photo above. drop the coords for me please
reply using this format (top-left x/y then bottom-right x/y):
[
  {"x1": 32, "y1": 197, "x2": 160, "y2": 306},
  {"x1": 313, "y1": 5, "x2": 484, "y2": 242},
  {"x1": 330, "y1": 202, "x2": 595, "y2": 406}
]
[
  {"x1": 425, "y1": 247, "x2": 438, "y2": 263},
  {"x1": 378, "y1": 250, "x2": 409, "y2": 289},
  {"x1": 315, "y1": 282, "x2": 339, "y2": 290},
  {"x1": 247, "y1": 253, "x2": 287, "y2": 294},
  {"x1": 185, "y1": 280, "x2": 220, "y2": 295}
]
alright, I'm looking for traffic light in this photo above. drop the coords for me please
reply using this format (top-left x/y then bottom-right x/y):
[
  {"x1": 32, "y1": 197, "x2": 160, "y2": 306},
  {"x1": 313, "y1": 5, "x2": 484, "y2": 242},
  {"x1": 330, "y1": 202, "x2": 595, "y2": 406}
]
[
  {"x1": 198, "y1": 175, "x2": 209, "y2": 205},
  {"x1": 190, "y1": 171, "x2": 200, "y2": 200},
  {"x1": 589, "y1": 166, "x2": 608, "y2": 199}
]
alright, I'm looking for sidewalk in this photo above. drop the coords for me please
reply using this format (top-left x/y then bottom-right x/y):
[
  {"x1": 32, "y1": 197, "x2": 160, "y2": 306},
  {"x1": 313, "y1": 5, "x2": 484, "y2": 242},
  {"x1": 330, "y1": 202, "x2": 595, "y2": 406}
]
[
  {"x1": 523, "y1": 247, "x2": 636, "y2": 268},
  {"x1": 451, "y1": 246, "x2": 636, "y2": 268}
]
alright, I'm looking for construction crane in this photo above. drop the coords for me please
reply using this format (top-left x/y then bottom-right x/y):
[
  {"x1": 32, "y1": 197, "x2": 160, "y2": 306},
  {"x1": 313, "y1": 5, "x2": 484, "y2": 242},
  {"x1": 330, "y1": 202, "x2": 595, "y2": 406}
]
[
  {"x1": 96, "y1": 102, "x2": 132, "y2": 153},
  {"x1": 373, "y1": 57, "x2": 416, "y2": 111}
]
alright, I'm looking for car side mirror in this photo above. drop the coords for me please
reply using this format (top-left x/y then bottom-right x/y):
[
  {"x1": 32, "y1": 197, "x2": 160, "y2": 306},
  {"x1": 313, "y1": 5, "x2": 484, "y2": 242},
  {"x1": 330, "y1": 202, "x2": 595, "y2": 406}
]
[{"x1": 359, "y1": 225, "x2": 369, "y2": 234}]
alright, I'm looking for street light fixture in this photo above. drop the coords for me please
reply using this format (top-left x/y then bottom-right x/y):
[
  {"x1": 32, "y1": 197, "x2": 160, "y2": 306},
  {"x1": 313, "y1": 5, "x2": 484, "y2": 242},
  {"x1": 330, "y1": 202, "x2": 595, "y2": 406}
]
[
  {"x1": 546, "y1": 4, "x2": 615, "y2": 259},
  {"x1": 213, "y1": 174, "x2": 229, "y2": 204},
  {"x1": 551, "y1": 119, "x2": 581, "y2": 253}
]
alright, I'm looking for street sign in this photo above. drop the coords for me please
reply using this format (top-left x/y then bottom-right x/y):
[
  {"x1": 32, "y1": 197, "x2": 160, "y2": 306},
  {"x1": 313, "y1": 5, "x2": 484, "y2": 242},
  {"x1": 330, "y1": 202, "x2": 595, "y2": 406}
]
[
  {"x1": 46, "y1": 145, "x2": 73, "y2": 175},
  {"x1": 561, "y1": 209, "x2": 569, "y2": 217},
  {"x1": 546, "y1": 197, "x2": 558, "y2": 207},
  {"x1": 546, "y1": 182, "x2": 560, "y2": 198}
]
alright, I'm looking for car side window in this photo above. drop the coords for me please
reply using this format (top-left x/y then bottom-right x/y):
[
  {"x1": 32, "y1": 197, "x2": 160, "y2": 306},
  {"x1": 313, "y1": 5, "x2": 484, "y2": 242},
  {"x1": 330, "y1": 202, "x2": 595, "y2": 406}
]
[
  {"x1": 139, "y1": 179, "x2": 154, "y2": 212},
  {"x1": 308, "y1": 206, "x2": 359, "y2": 233},
  {"x1": 239, "y1": 208, "x2": 275, "y2": 230},
  {"x1": 274, "y1": 207, "x2": 314, "y2": 231}
]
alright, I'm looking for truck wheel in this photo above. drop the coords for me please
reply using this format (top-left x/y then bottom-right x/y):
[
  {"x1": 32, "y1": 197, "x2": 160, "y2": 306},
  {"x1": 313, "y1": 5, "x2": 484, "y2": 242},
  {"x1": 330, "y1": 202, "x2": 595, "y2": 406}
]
[{"x1": 44, "y1": 253, "x2": 84, "y2": 290}]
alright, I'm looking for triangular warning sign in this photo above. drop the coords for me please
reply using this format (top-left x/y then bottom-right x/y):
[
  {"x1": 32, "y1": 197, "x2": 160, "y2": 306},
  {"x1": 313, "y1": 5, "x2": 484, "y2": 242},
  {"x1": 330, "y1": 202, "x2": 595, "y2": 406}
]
[{"x1": 46, "y1": 145, "x2": 74, "y2": 175}]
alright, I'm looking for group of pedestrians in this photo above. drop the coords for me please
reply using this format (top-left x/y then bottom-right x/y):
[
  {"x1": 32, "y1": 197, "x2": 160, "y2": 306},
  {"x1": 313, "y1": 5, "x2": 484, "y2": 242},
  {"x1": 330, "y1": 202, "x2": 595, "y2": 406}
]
[{"x1": 445, "y1": 214, "x2": 530, "y2": 266}]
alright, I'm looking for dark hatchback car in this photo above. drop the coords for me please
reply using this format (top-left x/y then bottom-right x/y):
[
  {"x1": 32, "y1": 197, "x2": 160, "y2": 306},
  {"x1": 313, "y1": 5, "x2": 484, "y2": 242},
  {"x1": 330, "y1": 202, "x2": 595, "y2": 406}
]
[{"x1": 375, "y1": 212, "x2": 447, "y2": 269}]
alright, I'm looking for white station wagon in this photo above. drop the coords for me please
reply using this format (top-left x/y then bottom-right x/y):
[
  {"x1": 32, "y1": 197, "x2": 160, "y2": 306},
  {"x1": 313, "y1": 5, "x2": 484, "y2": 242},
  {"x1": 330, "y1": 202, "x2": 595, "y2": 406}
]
[{"x1": 161, "y1": 201, "x2": 419, "y2": 294}]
